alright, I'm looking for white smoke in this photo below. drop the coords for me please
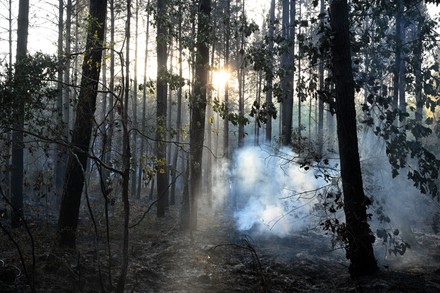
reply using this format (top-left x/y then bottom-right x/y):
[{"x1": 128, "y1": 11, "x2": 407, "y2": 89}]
[{"x1": 230, "y1": 145, "x2": 339, "y2": 237}]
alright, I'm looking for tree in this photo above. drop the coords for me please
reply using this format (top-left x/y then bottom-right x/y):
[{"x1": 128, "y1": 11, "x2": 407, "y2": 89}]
[
  {"x1": 11, "y1": 0, "x2": 29, "y2": 228},
  {"x1": 116, "y1": 0, "x2": 132, "y2": 290},
  {"x1": 137, "y1": 0, "x2": 151, "y2": 199},
  {"x1": 57, "y1": 0, "x2": 108, "y2": 247},
  {"x1": 329, "y1": 0, "x2": 377, "y2": 276},
  {"x1": 131, "y1": 0, "x2": 140, "y2": 198},
  {"x1": 265, "y1": 0, "x2": 275, "y2": 143},
  {"x1": 55, "y1": 0, "x2": 67, "y2": 200},
  {"x1": 188, "y1": 0, "x2": 211, "y2": 230},
  {"x1": 156, "y1": 0, "x2": 169, "y2": 217},
  {"x1": 224, "y1": 0, "x2": 231, "y2": 156},
  {"x1": 280, "y1": 0, "x2": 294, "y2": 146}
]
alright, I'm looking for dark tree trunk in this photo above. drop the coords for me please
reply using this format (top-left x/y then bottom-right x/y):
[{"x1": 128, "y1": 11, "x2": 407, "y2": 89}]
[
  {"x1": 329, "y1": 0, "x2": 377, "y2": 277},
  {"x1": 156, "y1": 0, "x2": 169, "y2": 218},
  {"x1": 57, "y1": 0, "x2": 107, "y2": 247},
  {"x1": 317, "y1": 0, "x2": 325, "y2": 156},
  {"x1": 131, "y1": 0, "x2": 139, "y2": 198},
  {"x1": 413, "y1": 21, "x2": 423, "y2": 123},
  {"x1": 137, "y1": 0, "x2": 150, "y2": 199},
  {"x1": 223, "y1": 0, "x2": 230, "y2": 157},
  {"x1": 115, "y1": 0, "x2": 132, "y2": 291},
  {"x1": 393, "y1": 0, "x2": 403, "y2": 112},
  {"x1": 265, "y1": 0, "x2": 275, "y2": 143},
  {"x1": 188, "y1": 0, "x2": 211, "y2": 230},
  {"x1": 55, "y1": 0, "x2": 65, "y2": 199},
  {"x1": 280, "y1": 0, "x2": 294, "y2": 146},
  {"x1": 170, "y1": 4, "x2": 182, "y2": 205},
  {"x1": 11, "y1": 0, "x2": 29, "y2": 228}
]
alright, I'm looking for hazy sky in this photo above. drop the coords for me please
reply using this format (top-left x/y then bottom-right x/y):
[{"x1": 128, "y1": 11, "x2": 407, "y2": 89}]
[{"x1": 1, "y1": 1, "x2": 439, "y2": 65}]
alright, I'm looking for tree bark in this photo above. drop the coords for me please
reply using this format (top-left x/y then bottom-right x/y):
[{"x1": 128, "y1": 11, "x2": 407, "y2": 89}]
[
  {"x1": 265, "y1": 0, "x2": 275, "y2": 143},
  {"x1": 223, "y1": 0, "x2": 230, "y2": 157},
  {"x1": 188, "y1": 0, "x2": 211, "y2": 230},
  {"x1": 57, "y1": 0, "x2": 107, "y2": 247},
  {"x1": 115, "y1": 0, "x2": 132, "y2": 290},
  {"x1": 156, "y1": 0, "x2": 169, "y2": 217},
  {"x1": 55, "y1": 0, "x2": 65, "y2": 199},
  {"x1": 237, "y1": 0, "x2": 245, "y2": 147},
  {"x1": 170, "y1": 4, "x2": 182, "y2": 205},
  {"x1": 329, "y1": 0, "x2": 377, "y2": 276},
  {"x1": 11, "y1": 0, "x2": 29, "y2": 228},
  {"x1": 317, "y1": 0, "x2": 325, "y2": 156},
  {"x1": 280, "y1": 0, "x2": 294, "y2": 146},
  {"x1": 137, "y1": 0, "x2": 150, "y2": 199}
]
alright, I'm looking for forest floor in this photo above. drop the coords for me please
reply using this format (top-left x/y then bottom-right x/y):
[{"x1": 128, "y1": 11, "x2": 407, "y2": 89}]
[{"x1": 1, "y1": 198, "x2": 440, "y2": 292}]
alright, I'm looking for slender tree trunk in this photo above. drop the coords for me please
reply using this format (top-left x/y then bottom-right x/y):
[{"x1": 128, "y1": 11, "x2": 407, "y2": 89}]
[
  {"x1": 223, "y1": 0, "x2": 230, "y2": 157},
  {"x1": 57, "y1": 0, "x2": 107, "y2": 247},
  {"x1": 280, "y1": 0, "x2": 294, "y2": 146},
  {"x1": 131, "y1": 0, "x2": 139, "y2": 198},
  {"x1": 64, "y1": 0, "x2": 72, "y2": 140},
  {"x1": 413, "y1": 21, "x2": 423, "y2": 124},
  {"x1": 237, "y1": 0, "x2": 245, "y2": 147},
  {"x1": 393, "y1": 0, "x2": 403, "y2": 112},
  {"x1": 104, "y1": 0, "x2": 115, "y2": 182},
  {"x1": 3, "y1": 0, "x2": 13, "y2": 201},
  {"x1": 188, "y1": 0, "x2": 211, "y2": 230},
  {"x1": 11, "y1": 0, "x2": 29, "y2": 228},
  {"x1": 265, "y1": 0, "x2": 275, "y2": 143},
  {"x1": 137, "y1": 0, "x2": 150, "y2": 199},
  {"x1": 167, "y1": 40, "x2": 174, "y2": 206},
  {"x1": 116, "y1": 1, "x2": 131, "y2": 289},
  {"x1": 329, "y1": 0, "x2": 377, "y2": 277},
  {"x1": 254, "y1": 71, "x2": 262, "y2": 145},
  {"x1": 317, "y1": 0, "x2": 325, "y2": 156},
  {"x1": 205, "y1": 37, "x2": 216, "y2": 208},
  {"x1": 170, "y1": 5, "x2": 182, "y2": 205},
  {"x1": 182, "y1": 0, "x2": 197, "y2": 229},
  {"x1": 156, "y1": 0, "x2": 169, "y2": 217},
  {"x1": 55, "y1": 0, "x2": 65, "y2": 198},
  {"x1": 398, "y1": 2, "x2": 406, "y2": 125}
]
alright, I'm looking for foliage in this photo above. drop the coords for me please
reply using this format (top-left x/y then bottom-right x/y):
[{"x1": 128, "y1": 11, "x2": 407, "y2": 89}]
[
  {"x1": 213, "y1": 97, "x2": 249, "y2": 127},
  {"x1": 249, "y1": 100, "x2": 277, "y2": 128},
  {"x1": 0, "y1": 53, "x2": 58, "y2": 135},
  {"x1": 374, "y1": 204, "x2": 411, "y2": 256}
]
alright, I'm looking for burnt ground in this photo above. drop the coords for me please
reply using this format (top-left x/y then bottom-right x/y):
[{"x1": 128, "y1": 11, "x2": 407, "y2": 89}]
[{"x1": 1, "y1": 199, "x2": 440, "y2": 292}]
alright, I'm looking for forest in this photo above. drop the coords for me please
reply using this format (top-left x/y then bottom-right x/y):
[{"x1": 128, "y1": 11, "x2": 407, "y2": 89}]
[{"x1": 1, "y1": 0, "x2": 440, "y2": 291}]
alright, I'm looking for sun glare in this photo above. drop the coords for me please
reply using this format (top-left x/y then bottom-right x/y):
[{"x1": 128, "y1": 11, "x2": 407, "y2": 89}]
[{"x1": 212, "y1": 69, "x2": 230, "y2": 88}]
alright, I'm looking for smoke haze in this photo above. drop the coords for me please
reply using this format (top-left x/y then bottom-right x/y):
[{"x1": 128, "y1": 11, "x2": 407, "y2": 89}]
[{"x1": 228, "y1": 145, "x2": 339, "y2": 237}]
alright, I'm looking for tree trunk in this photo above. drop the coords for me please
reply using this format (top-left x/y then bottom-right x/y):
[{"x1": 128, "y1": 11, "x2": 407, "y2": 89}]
[
  {"x1": 156, "y1": 0, "x2": 169, "y2": 218},
  {"x1": 413, "y1": 21, "x2": 423, "y2": 123},
  {"x1": 104, "y1": 0, "x2": 115, "y2": 182},
  {"x1": 329, "y1": 0, "x2": 377, "y2": 277},
  {"x1": 317, "y1": 0, "x2": 325, "y2": 156},
  {"x1": 11, "y1": 0, "x2": 29, "y2": 228},
  {"x1": 137, "y1": 0, "x2": 150, "y2": 199},
  {"x1": 64, "y1": 0, "x2": 72, "y2": 143},
  {"x1": 170, "y1": 4, "x2": 182, "y2": 205},
  {"x1": 393, "y1": 0, "x2": 403, "y2": 112},
  {"x1": 57, "y1": 0, "x2": 107, "y2": 247},
  {"x1": 237, "y1": 0, "x2": 245, "y2": 147},
  {"x1": 131, "y1": 0, "x2": 139, "y2": 198},
  {"x1": 265, "y1": 0, "x2": 275, "y2": 143},
  {"x1": 223, "y1": 0, "x2": 231, "y2": 157},
  {"x1": 116, "y1": 1, "x2": 132, "y2": 290},
  {"x1": 188, "y1": 0, "x2": 211, "y2": 230},
  {"x1": 55, "y1": 0, "x2": 65, "y2": 199},
  {"x1": 280, "y1": 0, "x2": 294, "y2": 146},
  {"x1": 398, "y1": 0, "x2": 406, "y2": 125}
]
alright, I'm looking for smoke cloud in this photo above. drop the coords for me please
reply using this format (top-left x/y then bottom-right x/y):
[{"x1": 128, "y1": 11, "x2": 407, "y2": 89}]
[{"x1": 228, "y1": 145, "x2": 339, "y2": 237}]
